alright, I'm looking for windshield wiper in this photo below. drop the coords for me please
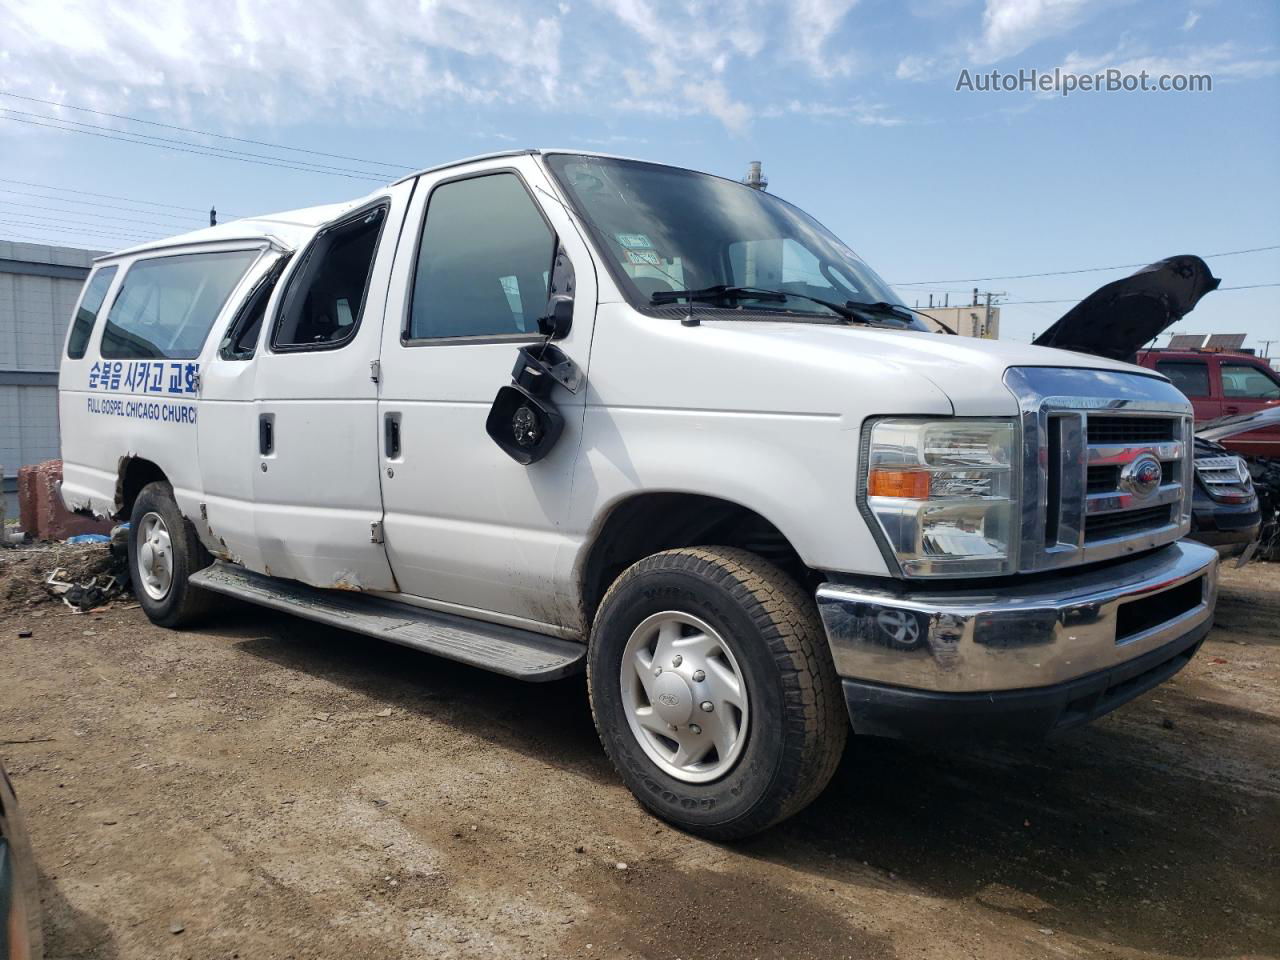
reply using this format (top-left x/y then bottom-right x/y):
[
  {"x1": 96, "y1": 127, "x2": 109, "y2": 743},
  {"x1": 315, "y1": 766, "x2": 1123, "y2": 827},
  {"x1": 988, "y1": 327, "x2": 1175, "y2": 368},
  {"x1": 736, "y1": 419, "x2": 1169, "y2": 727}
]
[
  {"x1": 651, "y1": 285, "x2": 869, "y2": 325},
  {"x1": 650, "y1": 285, "x2": 787, "y2": 306},
  {"x1": 849, "y1": 299, "x2": 958, "y2": 333}
]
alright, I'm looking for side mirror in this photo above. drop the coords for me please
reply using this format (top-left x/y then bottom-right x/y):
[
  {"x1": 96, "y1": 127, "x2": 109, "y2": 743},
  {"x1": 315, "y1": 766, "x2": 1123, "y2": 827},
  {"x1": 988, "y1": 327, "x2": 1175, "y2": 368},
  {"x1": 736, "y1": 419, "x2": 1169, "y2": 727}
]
[{"x1": 539, "y1": 295, "x2": 574, "y2": 340}]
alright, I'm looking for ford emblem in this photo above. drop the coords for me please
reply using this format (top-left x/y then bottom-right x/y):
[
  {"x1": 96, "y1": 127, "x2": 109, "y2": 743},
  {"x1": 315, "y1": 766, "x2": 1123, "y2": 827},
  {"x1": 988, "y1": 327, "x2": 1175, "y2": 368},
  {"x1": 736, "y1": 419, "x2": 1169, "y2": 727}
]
[{"x1": 1120, "y1": 453, "x2": 1163, "y2": 499}]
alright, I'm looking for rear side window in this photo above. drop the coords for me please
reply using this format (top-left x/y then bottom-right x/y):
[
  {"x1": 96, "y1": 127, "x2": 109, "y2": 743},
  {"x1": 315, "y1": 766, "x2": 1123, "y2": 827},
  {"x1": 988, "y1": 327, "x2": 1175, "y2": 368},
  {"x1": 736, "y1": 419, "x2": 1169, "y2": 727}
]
[
  {"x1": 1156, "y1": 360, "x2": 1209, "y2": 398},
  {"x1": 272, "y1": 206, "x2": 386, "y2": 351},
  {"x1": 66, "y1": 265, "x2": 118, "y2": 359},
  {"x1": 408, "y1": 173, "x2": 555, "y2": 341},
  {"x1": 101, "y1": 250, "x2": 260, "y2": 359},
  {"x1": 1221, "y1": 363, "x2": 1280, "y2": 399}
]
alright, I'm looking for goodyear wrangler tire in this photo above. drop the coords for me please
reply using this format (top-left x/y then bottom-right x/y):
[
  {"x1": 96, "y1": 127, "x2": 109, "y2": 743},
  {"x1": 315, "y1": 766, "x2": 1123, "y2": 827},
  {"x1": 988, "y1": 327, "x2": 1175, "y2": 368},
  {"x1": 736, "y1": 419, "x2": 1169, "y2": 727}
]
[
  {"x1": 587, "y1": 547, "x2": 847, "y2": 839},
  {"x1": 129, "y1": 481, "x2": 216, "y2": 628}
]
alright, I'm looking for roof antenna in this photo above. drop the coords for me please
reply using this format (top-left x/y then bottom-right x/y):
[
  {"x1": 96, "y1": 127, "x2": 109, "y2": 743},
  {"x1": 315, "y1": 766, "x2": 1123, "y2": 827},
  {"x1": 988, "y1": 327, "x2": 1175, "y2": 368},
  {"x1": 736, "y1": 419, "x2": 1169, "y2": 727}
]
[{"x1": 209, "y1": 206, "x2": 217, "y2": 227}]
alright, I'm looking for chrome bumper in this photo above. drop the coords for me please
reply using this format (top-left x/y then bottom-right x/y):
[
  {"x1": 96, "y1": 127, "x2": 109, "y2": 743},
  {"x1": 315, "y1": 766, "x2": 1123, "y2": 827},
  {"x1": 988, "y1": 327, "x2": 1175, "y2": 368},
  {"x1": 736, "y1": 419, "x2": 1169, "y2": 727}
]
[{"x1": 816, "y1": 540, "x2": 1218, "y2": 694}]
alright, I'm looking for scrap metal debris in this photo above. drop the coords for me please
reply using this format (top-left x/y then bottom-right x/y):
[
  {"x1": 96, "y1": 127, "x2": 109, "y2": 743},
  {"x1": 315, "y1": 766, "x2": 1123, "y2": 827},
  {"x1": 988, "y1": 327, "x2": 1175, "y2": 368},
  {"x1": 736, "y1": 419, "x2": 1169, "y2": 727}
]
[{"x1": 41, "y1": 524, "x2": 132, "y2": 613}]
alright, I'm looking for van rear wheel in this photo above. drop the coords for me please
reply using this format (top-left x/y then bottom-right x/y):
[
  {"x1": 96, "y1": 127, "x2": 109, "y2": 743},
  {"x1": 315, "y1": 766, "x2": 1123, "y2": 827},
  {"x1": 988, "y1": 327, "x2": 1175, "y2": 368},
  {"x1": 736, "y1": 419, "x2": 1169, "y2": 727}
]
[
  {"x1": 128, "y1": 481, "x2": 215, "y2": 627},
  {"x1": 587, "y1": 546, "x2": 846, "y2": 839}
]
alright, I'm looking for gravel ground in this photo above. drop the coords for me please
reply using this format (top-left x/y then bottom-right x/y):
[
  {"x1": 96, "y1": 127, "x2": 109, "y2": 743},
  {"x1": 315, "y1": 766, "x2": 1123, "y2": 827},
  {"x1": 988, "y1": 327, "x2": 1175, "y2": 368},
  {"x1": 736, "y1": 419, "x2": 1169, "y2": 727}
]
[{"x1": 1, "y1": 551, "x2": 1277, "y2": 960}]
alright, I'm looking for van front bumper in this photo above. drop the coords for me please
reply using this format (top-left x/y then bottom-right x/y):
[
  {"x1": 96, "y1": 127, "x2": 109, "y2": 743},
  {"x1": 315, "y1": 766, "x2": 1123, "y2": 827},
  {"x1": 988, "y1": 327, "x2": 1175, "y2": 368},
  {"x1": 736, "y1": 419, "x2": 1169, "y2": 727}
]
[{"x1": 815, "y1": 540, "x2": 1218, "y2": 739}]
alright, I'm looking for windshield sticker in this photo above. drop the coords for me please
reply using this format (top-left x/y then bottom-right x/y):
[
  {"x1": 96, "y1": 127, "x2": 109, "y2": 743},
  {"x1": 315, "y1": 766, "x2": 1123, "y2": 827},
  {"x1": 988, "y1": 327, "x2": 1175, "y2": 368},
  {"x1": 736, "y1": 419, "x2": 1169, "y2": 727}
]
[
  {"x1": 625, "y1": 249, "x2": 662, "y2": 266},
  {"x1": 615, "y1": 233, "x2": 653, "y2": 249}
]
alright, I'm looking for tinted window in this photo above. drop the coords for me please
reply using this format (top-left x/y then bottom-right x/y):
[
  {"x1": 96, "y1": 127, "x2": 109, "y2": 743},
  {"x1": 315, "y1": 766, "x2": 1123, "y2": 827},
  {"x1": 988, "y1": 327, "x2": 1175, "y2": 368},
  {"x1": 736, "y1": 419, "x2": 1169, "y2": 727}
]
[
  {"x1": 220, "y1": 255, "x2": 290, "y2": 360},
  {"x1": 66, "y1": 265, "x2": 117, "y2": 359},
  {"x1": 1221, "y1": 363, "x2": 1280, "y2": 399},
  {"x1": 101, "y1": 251, "x2": 259, "y2": 359},
  {"x1": 1157, "y1": 360, "x2": 1209, "y2": 397},
  {"x1": 273, "y1": 207, "x2": 385, "y2": 350},
  {"x1": 409, "y1": 173, "x2": 555, "y2": 340}
]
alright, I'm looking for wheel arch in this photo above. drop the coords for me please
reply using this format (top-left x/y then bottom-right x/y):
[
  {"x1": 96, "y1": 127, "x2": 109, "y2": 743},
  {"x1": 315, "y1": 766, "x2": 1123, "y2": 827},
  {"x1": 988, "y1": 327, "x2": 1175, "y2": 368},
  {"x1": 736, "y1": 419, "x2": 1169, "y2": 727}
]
[
  {"x1": 576, "y1": 491, "x2": 813, "y2": 631},
  {"x1": 114, "y1": 455, "x2": 169, "y2": 520}
]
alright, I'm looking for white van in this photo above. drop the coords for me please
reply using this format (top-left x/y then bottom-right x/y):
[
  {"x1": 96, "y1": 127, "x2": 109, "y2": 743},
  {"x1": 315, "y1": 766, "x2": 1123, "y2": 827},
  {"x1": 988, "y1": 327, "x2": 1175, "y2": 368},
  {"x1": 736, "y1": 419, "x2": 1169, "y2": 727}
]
[{"x1": 58, "y1": 150, "x2": 1218, "y2": 837}]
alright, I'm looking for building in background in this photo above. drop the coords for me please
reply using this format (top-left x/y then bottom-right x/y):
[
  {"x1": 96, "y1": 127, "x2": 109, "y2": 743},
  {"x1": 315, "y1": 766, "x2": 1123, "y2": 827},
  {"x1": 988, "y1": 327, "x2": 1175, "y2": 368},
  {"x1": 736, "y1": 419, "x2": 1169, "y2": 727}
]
[
  {"x1": 1, "y1": 241, "x2": 103, "y2": 516},
  {"x1": 917, "y1": 293, "x2": 1001, "y2": 339}
]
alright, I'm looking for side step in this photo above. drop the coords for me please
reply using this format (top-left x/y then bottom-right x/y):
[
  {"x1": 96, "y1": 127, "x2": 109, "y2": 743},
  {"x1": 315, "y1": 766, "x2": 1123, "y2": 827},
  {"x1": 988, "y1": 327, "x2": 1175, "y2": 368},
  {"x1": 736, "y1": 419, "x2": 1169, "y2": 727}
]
[{"x1": 190, "y1": 562, "x2": 585, "y2": 682}]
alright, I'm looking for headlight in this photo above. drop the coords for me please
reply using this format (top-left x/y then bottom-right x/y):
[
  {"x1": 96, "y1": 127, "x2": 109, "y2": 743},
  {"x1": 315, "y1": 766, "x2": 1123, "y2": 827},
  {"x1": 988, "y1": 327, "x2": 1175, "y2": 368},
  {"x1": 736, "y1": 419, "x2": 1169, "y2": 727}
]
[{"x1": 861, "y1": 418, "x2": 1018, "y2": 577}]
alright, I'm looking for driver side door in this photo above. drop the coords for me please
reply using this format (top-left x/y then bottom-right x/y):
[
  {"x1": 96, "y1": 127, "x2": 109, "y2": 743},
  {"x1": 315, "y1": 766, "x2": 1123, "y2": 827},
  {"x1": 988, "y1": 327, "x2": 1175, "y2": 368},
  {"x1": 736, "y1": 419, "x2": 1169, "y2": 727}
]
[{"x1": 375, "y1": 157, "x2": 597, "y2": 633}]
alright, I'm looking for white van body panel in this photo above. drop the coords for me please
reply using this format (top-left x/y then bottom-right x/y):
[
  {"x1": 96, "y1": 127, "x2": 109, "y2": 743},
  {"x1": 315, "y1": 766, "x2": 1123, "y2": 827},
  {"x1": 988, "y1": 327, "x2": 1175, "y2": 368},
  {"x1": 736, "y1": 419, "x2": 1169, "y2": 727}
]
[{"x1": 59, "y1": 239, "x2": 273, "y2": 526}]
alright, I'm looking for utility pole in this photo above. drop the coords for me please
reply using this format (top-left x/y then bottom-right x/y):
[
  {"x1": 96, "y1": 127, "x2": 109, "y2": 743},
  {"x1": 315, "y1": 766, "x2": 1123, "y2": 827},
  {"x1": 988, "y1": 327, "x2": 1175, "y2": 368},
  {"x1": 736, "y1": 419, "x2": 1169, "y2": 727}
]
[
  {"x1": 209, "y1": 206, "x2": 217, "y2": 227},
  {"x1": 1260, "y1": 339, "x2": 1277, "y2": 359}
]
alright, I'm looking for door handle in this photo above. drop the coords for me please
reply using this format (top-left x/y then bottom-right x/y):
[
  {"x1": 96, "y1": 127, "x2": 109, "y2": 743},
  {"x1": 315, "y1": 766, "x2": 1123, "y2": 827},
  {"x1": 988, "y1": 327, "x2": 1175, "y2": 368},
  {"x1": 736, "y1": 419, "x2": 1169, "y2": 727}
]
[
  {"x1": 1224, "y1": 405, "x2": 1241, "y2": 415},
  {"x1": 384, "y1": 413, "x2": 401, "y2": 459},
  {"x1": 259, "y1": 415, "x2": 274, "y2": 455}
]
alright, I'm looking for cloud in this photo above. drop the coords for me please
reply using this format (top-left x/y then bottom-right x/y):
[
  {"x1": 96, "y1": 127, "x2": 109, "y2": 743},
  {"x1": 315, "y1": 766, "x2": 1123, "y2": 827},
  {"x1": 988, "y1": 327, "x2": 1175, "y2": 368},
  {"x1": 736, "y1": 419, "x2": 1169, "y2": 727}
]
[
  {"x1": 784, "y1": 0, "x2": 861, "y2": 77},
  {"x1": 1, "y1": 0, "x2": 566, "y2": 126},
  {"x1": 1057, "y1": 40, "x2": 1280, "y2": 83},
  {"x1": 969, "y1": 0, "x2": 1110, "y2": 63},
  {"x1": 767, "y1": 98, "x2": 910, "y2": 125},
  {"x1": 1182, "y1": 10, "x2": 1200, "y2": 31},
  {"x1": 896, "y1": 54, "x2": 938, "y2": 80}
]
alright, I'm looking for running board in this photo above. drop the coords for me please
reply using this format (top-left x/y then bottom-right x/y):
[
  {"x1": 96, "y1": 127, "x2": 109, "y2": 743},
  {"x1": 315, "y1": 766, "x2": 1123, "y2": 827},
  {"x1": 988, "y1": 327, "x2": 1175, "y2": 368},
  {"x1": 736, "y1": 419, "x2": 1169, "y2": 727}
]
[{"x1": 190, "y1": 562, "x2": 584, "y2": 681}]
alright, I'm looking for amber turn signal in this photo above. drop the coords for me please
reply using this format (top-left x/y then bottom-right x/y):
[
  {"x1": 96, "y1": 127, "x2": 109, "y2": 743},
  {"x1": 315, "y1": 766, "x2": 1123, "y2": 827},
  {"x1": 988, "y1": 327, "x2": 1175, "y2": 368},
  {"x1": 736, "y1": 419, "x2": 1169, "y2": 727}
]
[{"x1": 867, "y1": 468, "x2": 931, "y2": 499}]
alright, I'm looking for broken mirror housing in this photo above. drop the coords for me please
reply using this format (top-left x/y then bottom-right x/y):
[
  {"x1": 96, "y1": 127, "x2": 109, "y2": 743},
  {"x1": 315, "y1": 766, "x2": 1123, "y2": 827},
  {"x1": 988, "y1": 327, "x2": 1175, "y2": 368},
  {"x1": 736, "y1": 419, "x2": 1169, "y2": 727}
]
[{"x1": 485, "y1": 344, "x2": 581, "y2": 465}]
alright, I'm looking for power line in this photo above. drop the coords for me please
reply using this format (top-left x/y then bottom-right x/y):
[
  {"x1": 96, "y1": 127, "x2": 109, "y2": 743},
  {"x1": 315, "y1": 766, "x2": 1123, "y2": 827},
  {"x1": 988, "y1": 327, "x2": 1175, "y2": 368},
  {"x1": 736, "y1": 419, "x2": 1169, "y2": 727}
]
[
  {"x1": 0, "y1": 112, "x2": 387, "y2": 182},
  {"x1": 0, "y1": 219, "x2": 153, "y2": 243},
  {"x1": 0, "y1": 198, "x2": 197, "y2": 231},
  {"x1": 1, "y1": 105, "x2": 392, "y2": 179},
  {"x1": 0, "y1": 207, "x2": 159, "y2": 235},
  {"x1": 0, "y1": 90, "x2": 416, "y2": 172},
  {"x1": 0, "y1": 176, "x2": 230, "y2": 216},
  {"x1": 1001, "y1": 282, "x2": 1280, "y2": 305},
  {"x1": 0, "y1": 186, "x2": 209, "y2": 224},
  {"x1": 893, "y1": 245, "x2": 1280, "y2": 286},
  {"x1": 0, "y1": 215, "x2": 155, "y2": 241},
  {"x1": 0, "y1": 108, "x2": 391, "y2": 179}
]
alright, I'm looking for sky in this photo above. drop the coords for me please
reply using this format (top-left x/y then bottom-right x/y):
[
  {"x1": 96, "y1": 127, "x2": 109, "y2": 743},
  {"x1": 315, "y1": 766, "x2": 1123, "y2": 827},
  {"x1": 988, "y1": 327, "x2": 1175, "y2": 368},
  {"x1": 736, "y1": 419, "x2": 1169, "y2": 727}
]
[{"x1": 2, "y1": 0, "x2": 1278, "y2": 353}]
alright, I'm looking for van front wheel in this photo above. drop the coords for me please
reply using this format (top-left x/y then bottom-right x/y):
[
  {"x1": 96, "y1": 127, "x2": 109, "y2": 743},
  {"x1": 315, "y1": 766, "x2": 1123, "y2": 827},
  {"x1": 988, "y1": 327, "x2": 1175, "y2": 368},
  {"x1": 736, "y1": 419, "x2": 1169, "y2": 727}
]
[
  {"x1": 587, "y1": 547, "x2": 846, "y2": 839},
  {"x1": 128, "y1": 481, "x2": 215, "y2": 627}
]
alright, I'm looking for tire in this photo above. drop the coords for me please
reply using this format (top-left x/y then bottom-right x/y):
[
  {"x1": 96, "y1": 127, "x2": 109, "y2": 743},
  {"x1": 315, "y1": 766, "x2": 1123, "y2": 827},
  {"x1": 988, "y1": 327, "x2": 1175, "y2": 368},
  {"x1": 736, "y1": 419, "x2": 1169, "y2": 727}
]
[
  {"x1": 587, "y1": 546, "x2": 847, "y2": 839},
  {"x1": 128, "y1": 481, "x2": 216, "y2": 628}
]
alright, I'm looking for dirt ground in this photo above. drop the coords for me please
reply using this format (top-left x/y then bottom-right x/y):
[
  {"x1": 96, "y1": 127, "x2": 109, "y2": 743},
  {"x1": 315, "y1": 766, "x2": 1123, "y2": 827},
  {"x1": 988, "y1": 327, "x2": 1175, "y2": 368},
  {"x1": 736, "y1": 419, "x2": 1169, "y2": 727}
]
[{"x1": 1, "y1": 548, "x2": 1277, "y2": 960}]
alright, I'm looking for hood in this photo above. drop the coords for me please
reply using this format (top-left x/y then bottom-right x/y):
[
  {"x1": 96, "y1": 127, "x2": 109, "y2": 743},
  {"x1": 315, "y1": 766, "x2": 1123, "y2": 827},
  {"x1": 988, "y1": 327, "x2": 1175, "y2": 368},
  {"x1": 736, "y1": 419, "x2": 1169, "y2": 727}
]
[
  {"x1": 649, "y1": 318, "x2": 1161, "y2": 417},
  {"x1": 1197, "y1": 406, "x2": 1280, "y2": 443},
  {"x1": 1032, "y1": 255, "x2": 1220, "y2": 363}
]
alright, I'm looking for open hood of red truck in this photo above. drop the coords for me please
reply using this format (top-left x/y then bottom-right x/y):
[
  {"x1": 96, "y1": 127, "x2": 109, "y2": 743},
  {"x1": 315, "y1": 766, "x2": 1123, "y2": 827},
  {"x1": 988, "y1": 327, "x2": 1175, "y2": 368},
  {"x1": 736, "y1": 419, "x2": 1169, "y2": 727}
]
[{"x1": 1032, "y1": 255, "x2": 1220, "y2": 363}]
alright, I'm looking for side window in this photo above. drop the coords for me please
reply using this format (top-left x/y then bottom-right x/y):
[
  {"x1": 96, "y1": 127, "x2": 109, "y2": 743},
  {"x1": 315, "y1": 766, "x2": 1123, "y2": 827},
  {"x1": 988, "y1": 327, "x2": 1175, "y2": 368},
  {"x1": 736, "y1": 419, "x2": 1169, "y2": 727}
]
[
  {"x1": 101, "y1": 250, "x2": 259, "y2": 359},
  {"x1": 1156, "y1": 360, "x2": 1210, "y2": 398},
  {"x1": 408, "y1": 173, "x2": 556, "y2": 341},
  {"x1": 272, "y1": 206, "x2": 386, "y2": 351},
  {"x1": 66, "y1": 265, "x2": 118, "y2": 359},
  {"x1": 1221, "y1": 363, "x2": 1280, "y2": 399},
  {"x1": 220, "y1": 256, "x2": 290, "y2": 360}
]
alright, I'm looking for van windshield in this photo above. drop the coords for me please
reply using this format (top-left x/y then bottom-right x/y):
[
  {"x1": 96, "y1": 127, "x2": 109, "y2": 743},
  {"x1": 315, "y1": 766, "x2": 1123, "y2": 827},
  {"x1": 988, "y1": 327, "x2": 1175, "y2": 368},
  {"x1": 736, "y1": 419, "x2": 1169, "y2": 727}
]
[{"x1": 544, "y1": 154, "x2": 919, "y2": 328}]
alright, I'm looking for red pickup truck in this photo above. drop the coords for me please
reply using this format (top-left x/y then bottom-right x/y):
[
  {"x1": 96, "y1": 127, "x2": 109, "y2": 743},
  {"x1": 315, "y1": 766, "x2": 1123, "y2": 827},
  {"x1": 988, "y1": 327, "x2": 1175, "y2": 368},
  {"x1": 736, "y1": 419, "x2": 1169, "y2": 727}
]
[{"x1": 1135, "y1": 349, "x2": 1280, "y2": 458}]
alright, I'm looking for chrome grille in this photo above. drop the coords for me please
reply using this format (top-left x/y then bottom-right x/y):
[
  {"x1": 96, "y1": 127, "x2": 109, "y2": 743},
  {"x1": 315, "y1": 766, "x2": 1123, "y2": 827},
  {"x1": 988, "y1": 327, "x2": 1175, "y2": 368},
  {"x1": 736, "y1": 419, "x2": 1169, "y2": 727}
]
[
  {"x1": 1086, "y1": 416, "x2": 1178, "y2": 444},
  {"x1": 1082, "y1": 416, "x2": 1185, "y2": 543},
  {"x1": 1005, "y1": 367, "x2": 1194, "y2": 573}
]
